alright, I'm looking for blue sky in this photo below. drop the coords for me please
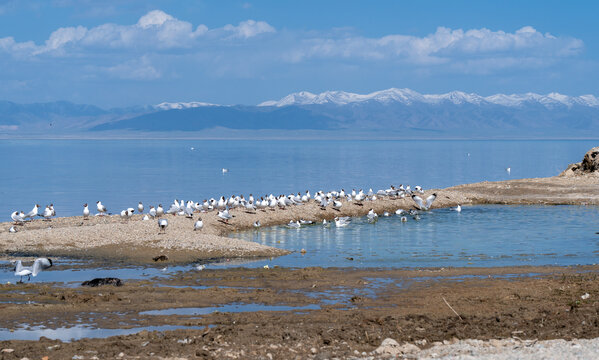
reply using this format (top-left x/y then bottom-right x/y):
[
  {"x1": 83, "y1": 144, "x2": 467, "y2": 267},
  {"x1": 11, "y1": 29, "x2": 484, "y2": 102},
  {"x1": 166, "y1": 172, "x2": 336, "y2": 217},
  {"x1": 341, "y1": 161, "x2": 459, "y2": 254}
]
[{"x1": 0, "y1": 0, "x2": 597, "y2": 107}]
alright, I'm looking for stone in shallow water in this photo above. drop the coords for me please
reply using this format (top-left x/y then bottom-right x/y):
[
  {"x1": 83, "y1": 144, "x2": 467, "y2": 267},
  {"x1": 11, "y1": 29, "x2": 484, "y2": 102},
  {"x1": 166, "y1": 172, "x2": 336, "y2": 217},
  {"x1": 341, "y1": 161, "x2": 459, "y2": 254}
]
[{"x1": 81, "y1": 277, "x2": 123, "y2": 287}]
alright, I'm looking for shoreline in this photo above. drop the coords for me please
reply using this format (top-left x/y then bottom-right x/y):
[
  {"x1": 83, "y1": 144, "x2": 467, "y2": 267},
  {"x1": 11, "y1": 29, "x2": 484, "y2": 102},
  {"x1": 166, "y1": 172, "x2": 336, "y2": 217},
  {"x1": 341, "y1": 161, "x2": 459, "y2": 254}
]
[
  {"x1": 1, "y1": 174, "x2": 599, "y2": 264},
  {"x1": 1, "y1": 264, "x2": 599, "y2": 358}
]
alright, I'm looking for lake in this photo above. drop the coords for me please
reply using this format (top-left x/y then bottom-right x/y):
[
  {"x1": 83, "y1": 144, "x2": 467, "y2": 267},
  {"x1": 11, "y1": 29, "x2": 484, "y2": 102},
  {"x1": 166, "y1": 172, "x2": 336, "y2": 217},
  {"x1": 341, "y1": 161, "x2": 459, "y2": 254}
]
[{"x1": 1, "y1": 139, "x2": 595, "y2": 219}]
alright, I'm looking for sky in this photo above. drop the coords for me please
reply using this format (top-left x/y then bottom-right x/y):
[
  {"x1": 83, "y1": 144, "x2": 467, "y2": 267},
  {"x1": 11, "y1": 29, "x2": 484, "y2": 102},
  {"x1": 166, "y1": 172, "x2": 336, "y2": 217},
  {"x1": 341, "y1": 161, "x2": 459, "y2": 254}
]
[{"x1": 0, "y1": 0, "x2": 597, "y2": 107}]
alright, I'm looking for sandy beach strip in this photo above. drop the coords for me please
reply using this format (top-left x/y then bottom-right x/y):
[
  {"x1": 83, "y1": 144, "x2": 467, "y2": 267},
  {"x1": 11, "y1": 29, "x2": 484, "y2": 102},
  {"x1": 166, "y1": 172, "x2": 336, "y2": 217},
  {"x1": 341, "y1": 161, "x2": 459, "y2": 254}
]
[{"x1": 1, "y1": 174, "x2": 598, "y2": 263}]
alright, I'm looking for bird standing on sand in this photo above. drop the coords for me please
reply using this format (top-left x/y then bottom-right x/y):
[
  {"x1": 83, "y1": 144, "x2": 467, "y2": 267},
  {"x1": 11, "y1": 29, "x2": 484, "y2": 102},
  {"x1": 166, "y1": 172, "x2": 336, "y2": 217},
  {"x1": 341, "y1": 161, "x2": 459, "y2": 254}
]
[
  {"x1": 156, "y1": 204, "x2": 164, "y2": 217},
  {"x1": 149, "y1": 206, "x2": 157, "y2": 218},
  {"x1": 218, "y1": 209, "x2": 232, "y2": 223},
  {"x1": 11, "y1": 211, "x2": 25, "y2": 225},
  {"x1": 41, "y1": 206, "x2": 53, "y2": 221},
  {"x1": 24, "y1": 205, "x2": 39, "y2": 220},
  {"x1": 411, "y1": 193, "x2": 437, "y2": 211},
  {"x1": 158, "y1": 218, "x2": 168, "y2": 234},
  {"x1": 9, "y1": 226, "x2": 17, "y2": 233},
  {"x1": 96, "y1": 201, "x2": 107, "y2": 216},
  {"x1": 83, "y1": 203, "x2": 90, "y2": 219},
  {"x1": 14, "y1": 258, "x2": 53, "y2": 283},
  {"x1": 194, "y1": 217, "x2": 204, "y2": 231},
  {"x1": 253, "y1": 220, "x2": 261, "y2": 228},
  {"x1": 138, "y1": 202, "x2": 144, "y2": 214}
]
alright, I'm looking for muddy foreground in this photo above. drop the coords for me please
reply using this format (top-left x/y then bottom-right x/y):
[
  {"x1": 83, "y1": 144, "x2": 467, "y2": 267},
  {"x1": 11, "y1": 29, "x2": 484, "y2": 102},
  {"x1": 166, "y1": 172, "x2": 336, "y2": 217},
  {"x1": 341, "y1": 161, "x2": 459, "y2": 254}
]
[{"x1": 1, "y1": 265, "x2": 599, "y2": 359}]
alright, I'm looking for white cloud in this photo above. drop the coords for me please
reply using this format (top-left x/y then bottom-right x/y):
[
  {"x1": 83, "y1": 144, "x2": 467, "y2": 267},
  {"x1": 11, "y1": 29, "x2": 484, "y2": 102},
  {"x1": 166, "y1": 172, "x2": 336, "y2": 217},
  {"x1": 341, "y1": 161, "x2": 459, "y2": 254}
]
[
  {"x1": 223, "y1": 20, "x2": 276, "y2": 39},
  {"x1": 0, "y1": 9, "x2": 270, "y2": 56},
  {"x1": 287, "y1": 26, "x2": 583, "y2": 65}
]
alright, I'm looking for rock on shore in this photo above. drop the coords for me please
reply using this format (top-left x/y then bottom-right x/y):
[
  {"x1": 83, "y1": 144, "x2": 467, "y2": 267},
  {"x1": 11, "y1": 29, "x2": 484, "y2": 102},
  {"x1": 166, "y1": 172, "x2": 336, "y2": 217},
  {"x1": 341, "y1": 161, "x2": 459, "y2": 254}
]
[{"x1": 560, "y1": 146, "x2": 599, "y2": 176}]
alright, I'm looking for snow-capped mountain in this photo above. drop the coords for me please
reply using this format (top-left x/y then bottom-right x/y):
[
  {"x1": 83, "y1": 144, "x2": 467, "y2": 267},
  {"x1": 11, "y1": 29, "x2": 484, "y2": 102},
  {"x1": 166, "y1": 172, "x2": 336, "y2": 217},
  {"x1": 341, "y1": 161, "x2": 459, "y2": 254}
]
[{"x1": 259, "y1": 88, "x2": 599, "y2": 108}]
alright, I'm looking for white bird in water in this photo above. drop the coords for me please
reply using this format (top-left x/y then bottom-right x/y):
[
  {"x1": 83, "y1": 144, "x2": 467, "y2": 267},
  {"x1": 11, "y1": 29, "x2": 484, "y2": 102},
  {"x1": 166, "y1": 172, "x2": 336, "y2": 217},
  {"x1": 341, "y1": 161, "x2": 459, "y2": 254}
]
[
  {"x1": 24, "y1": 204, "x2": 40, "y2": 220},
  {"x1": 400, "y1": 216, "x2": 408, "y2": 222},
  {"x1": 412, "y1": 193, "x2": 437, "y2": 211},
  {"x1": 367, "y1": 209, "x2": 378, "y2": 223},
  {"x1": 288, "y1": 220, "x2": 301, "y2": 229},
  {"x1": 453, "y1": 204, "x2": 462, "y2": 213},
  {"x1": 96, "y1": 201, "x2": 107, "y2": 216},
  {"x1": 395, "y1": 209, "x2": 405, "y2": 215},
  {"x1": 222, "y1": 168, "x2": 229, "y2": 174},
  {"x1": 383, "y1": 211, "x2": 390, "y2": 217},
  {"x1": 83, "y1": 203, "x2": 90, "y2": 219},
  {"x1": 334, "y1": 216, "x2": 351, "y2": 227},
  {"x1": 194, "y1": 217, "x2": 204, "y2": 231},
  {"x1": 14, "y1": 258, "x2": 53, "y2": 283},
  {"x1": 158, "y1": 218, "x2": 168, "y2": 234},
  {"x1": 138, "y1": 202, "x2": 144, "y2": 214}
]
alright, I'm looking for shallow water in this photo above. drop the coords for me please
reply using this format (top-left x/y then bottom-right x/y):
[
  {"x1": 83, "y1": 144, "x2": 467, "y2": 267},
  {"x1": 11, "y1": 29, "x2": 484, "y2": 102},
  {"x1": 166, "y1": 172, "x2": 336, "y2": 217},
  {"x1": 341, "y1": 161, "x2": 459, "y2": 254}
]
[
  {"x1": 1, "y1": 139, "x2": 595, "y2": 218},
  {"x1": 230, "y1": 205, "x2": 599, "y2": 268},
  {"x1": 0, "y1": 324, "x2": 204, "y2": 342},
  {"x1": 140, "y1": 303, "x2": 321, "y2": 316}
]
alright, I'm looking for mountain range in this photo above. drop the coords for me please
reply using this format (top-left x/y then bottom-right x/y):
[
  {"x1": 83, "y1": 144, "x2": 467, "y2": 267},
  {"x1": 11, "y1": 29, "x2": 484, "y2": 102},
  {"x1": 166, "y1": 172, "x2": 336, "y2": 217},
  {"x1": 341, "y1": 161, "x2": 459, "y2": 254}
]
[{"x1": 1, "y1": 88, "x2": 598, "y2": 138}]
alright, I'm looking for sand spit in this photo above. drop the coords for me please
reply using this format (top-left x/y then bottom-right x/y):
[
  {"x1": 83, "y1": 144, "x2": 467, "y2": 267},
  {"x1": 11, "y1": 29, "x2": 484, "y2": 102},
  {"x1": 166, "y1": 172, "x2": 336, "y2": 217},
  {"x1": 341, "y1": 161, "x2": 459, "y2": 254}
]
[{"x1": 1, "y1": 174, "x2": 598, "y2": 263}]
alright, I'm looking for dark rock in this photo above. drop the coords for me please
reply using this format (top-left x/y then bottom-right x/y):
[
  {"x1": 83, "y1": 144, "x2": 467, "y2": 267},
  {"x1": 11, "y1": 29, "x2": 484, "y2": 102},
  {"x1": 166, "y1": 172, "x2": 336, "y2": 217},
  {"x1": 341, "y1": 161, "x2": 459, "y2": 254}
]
[
  {"x1": 81, "y1": 277, "x2": 123, "y2": 287},
  {"x1": 560, "y1": 147, "x2": 599, "y2": 176},
  {"x1": 153, "y1": 255, "x2": 169, "y2": 262}
]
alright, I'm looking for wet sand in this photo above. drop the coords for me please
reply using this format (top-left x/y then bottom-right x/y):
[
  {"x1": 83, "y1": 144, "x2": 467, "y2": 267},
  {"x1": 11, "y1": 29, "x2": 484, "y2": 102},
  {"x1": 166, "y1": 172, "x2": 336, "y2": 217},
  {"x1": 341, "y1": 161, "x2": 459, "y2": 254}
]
[
  {"x1": 1, "y1": 265, "x2": 599, "y2": 358},
  {"x1": 1, "y1": 174, "x2": 598, "y2": 264}
]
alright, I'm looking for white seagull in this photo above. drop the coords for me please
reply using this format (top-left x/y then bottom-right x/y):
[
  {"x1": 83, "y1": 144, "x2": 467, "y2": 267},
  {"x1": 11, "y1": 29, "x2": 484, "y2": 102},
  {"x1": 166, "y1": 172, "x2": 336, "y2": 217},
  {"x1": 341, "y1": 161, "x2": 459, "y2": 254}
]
[
  {"x1": 156, "y1": 204, "x2": 164, "y2": 217},
  {"x1": 138, "y1": 202, "x2": 144, "y2": 214},
  {"x1": 96, "y1": 201, "x2": 107, "y2": 216},
  {"x1": 149, "y1": 206, "x2": 157, "y2": 218},
  {"x1": 334, "y1": 216, "x2": 351, "y2": 227},
  {"x1": 194, "y1": 217, "x2": 204, "y2": 231},
  {"x1": 253, "y1": 220, "x2": 261, "y2": 228},
  {"x1": 24, "y1": 204, "x2": 40, "y2": 220},
  {"x1": 41, "y1": 206, "x2": 53, "y2": 221},
  {"x1": 217, "y1": 209, "x2": 232, "y2": 223},
  {"x1": 412, "y1": 193, "x2": 437, "y2": 211},
  {"x1": 11, "y1": 211, "x2": 25, "y2": 224},
  {"x1": 158, "y1": 218, "x2": 168, "y2": 234},
  {"x1": 9, "y1": 226, "x2": 17, "y2": 233},
  {"x1": 14, "y1": 258, "x2": 53, "y2": 283},
  {"x1": 83, "y1": 203, "x2": 90, "y2": 219},
  {"x1": 453, "y1": 204, "x2": 462, "y2": 213}
]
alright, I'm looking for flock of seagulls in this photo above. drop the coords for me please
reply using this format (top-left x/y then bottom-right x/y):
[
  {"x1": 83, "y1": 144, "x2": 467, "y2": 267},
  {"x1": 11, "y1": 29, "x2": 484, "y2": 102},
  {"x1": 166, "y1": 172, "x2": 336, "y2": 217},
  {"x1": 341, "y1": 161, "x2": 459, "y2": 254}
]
[{"x1": 6, "y1": 182, "x2": 463, "y2": 235}]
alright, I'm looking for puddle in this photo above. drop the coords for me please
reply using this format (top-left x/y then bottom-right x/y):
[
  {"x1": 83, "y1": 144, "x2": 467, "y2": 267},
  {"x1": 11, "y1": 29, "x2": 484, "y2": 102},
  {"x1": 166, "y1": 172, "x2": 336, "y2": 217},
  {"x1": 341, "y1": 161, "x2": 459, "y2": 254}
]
[
  {"x1": 140, "y1": 303, "x2": 321, "y2": 316},
  {"x1": 0, "y1": 324, "x2": 205, "y2": 342}
]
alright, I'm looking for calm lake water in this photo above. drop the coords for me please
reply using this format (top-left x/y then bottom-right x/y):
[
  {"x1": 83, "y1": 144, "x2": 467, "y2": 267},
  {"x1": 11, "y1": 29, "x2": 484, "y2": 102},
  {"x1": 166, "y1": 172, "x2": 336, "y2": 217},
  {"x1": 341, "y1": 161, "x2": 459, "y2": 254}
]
[
  {"x1": 230, "y1": 205, "x2": 599, "y2": 268},
  {"x1": 0, "y1": 139, "x2": 596, "y2": 218}
]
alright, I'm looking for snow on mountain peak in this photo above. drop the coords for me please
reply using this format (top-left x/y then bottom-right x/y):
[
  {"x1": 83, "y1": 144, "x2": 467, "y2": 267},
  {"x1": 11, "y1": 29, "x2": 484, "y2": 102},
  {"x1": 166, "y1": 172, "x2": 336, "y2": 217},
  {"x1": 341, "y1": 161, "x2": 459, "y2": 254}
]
[{"x1": 258, "y1": 88, "x2": 598, "y2": 109}]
